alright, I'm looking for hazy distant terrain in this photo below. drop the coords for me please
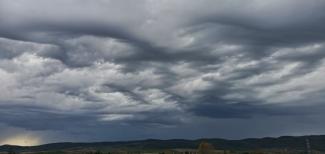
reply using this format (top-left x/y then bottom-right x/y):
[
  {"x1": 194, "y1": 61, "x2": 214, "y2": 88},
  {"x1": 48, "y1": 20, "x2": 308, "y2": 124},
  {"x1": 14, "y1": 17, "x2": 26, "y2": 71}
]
[{"x1": 1, "y1": 135, "x2": 325, "y2": 154}]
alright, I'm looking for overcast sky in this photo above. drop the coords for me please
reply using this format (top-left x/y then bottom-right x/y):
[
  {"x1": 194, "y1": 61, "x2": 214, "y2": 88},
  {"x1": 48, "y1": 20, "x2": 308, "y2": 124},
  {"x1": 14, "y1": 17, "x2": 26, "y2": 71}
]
[{"x1": 1, "y1": 0, "x2": 325, "y2": 146}]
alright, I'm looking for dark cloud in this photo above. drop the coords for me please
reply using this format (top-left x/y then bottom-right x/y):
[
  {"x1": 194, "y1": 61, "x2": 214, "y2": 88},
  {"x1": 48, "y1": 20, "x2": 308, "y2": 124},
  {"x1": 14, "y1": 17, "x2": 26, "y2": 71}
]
[{"x1": 1, "y1": 0, "x2": 325, "y2": 144}]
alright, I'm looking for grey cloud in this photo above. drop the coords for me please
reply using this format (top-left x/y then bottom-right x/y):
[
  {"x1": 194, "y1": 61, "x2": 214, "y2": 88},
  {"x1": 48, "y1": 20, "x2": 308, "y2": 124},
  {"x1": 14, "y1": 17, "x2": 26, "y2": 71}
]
[{"x1": 1, "y1": 0, "x2": 325, "y2": 144}]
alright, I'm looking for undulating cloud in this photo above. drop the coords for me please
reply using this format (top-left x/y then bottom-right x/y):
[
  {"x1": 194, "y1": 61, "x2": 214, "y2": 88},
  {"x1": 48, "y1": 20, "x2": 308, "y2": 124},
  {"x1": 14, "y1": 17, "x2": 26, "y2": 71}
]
[{"x1": 1, "y1": 0, "x2": 325, "y2": 144}]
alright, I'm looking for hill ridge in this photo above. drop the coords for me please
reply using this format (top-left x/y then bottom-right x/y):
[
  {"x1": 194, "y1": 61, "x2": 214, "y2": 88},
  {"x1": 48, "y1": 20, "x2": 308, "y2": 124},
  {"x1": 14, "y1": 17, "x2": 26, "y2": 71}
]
[{"x1": 1, "y1": 135, "x2": 325, "y2": 152}]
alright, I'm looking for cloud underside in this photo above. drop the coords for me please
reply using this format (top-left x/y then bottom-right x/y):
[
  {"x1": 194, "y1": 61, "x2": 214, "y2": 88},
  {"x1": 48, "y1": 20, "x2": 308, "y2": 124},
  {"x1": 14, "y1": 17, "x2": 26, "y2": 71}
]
[{"x1": 1, "y1": 0, "x2": 325, "y2": 142}]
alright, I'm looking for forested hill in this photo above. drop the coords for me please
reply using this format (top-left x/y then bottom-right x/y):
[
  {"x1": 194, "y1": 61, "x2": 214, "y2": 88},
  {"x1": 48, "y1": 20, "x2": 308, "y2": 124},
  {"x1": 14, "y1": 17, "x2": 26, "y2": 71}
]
[{"x1": 1, "y1": 135, "x2": 325, "y2": 152}]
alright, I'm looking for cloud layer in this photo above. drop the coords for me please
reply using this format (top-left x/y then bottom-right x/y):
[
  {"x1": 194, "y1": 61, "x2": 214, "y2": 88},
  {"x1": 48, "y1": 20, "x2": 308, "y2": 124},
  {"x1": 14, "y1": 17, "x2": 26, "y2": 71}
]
[{"x1": 1, "y1": 0, "x2": 325, "y2": 144}]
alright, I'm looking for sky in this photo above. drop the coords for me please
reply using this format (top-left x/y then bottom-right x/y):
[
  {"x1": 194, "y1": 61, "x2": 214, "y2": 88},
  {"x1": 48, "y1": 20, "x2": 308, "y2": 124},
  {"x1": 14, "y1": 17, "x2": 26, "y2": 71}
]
[{"x1": 1, "y1": 0, "x2": 325, "y2": 146}]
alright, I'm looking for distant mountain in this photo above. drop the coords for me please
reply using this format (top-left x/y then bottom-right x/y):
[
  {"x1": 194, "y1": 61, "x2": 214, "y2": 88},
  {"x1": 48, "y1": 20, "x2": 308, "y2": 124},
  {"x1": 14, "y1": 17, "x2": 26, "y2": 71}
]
[{"x1": 1, "y1": 135, "x2": 325, "y2": 152}]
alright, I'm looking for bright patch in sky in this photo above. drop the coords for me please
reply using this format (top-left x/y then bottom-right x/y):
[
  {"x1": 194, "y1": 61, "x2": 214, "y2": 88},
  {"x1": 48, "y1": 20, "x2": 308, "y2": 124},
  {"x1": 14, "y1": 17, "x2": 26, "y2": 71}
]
[{"x1": 0, "y1": 135, "x2": 40, "y2": 146}]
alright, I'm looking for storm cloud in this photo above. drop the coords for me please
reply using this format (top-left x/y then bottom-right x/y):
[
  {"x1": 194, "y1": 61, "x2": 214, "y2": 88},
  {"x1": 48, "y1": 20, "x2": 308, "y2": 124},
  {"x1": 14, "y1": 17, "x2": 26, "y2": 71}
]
[{"x1": 1, "y1": 0, "x2": 325, "y2": 144}]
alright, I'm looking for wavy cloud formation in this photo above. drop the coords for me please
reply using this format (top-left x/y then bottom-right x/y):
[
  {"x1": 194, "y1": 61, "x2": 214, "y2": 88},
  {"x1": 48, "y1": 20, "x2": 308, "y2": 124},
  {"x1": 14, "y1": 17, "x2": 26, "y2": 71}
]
[{"x1": 1, "y1": 0, "x2": 325, "y2": 143}]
